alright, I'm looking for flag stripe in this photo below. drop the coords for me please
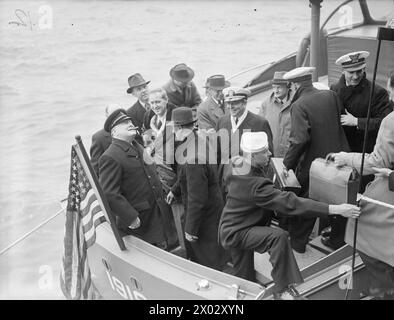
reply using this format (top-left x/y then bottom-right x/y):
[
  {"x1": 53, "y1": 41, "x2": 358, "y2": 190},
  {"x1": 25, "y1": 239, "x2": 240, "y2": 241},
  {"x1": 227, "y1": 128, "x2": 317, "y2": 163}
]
[{"x1": 60, "y1": 146, "x2": 106, "y2": 300}]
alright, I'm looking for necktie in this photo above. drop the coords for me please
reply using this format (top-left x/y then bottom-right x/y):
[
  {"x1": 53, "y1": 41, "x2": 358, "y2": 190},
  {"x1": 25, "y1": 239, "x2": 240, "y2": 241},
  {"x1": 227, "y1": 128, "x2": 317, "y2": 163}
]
[
  {"x1": 235, "y1": 117, "x2": 238, "y2": 125},
  {"x1": 157, "y1": 119, "x2": 163, "y2": 129}
]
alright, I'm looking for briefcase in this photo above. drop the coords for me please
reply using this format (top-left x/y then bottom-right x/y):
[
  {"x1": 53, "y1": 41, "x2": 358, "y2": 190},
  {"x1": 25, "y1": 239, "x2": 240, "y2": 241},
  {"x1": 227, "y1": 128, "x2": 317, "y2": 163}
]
[
  {"x1": 270, "y1": 157, "x2": 301, "y2": 195},
  {"x1": 309, "y1": 157, "x2": 360, "y2": 205}
]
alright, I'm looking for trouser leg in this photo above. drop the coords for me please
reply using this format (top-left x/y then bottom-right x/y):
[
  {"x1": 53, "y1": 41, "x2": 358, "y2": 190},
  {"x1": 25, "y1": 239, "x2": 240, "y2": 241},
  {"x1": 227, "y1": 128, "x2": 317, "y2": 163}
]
[
  {"x1": 359, "y1": 251, "x2": 394, "y2": 299},
  {"x1": 287, "y1": 217, "x2": 316, "y2": 253},
  {"x1": 232, "y1": 226, "x2": 303, "y2": 293}
]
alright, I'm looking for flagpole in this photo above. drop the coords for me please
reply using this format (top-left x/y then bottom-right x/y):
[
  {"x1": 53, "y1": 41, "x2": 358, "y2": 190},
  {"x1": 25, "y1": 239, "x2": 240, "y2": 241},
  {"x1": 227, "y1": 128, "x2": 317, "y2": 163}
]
[
  {"x1": 345, "y1": 26, "x2": 394, "y2": 300},
  {"x1": 75, "y1": 135, "x2": 126, "y2": 251}
]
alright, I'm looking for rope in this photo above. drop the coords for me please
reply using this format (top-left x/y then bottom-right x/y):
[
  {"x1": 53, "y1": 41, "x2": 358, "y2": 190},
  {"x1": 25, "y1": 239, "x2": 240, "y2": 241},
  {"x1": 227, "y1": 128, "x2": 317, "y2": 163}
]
[{"x1": 0, "y1": 206, "x2": 65, "y2": 257}]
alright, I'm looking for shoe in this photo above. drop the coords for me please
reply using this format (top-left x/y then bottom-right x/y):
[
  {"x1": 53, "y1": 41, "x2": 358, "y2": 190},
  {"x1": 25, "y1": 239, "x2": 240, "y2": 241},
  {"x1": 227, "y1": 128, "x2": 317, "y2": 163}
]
[
  {"x1": 321, "y1": 226, "x2": 331, "y2": 238},
  {"x1": 273, "y1": 285, "x2": 307, "y2": 300},
  {"x1": 320, "y1": 236, "x2": 345, "y2": 250}
]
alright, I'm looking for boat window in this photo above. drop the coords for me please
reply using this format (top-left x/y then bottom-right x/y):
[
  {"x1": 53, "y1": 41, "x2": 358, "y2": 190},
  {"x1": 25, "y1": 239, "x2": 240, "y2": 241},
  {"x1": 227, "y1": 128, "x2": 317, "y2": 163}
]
[
  {"x1": 367, "y1": 0, "x2": 394, "y2": 23},
  {"x1": 321, "y1": 0, "x2": 364, "y2": 32}
]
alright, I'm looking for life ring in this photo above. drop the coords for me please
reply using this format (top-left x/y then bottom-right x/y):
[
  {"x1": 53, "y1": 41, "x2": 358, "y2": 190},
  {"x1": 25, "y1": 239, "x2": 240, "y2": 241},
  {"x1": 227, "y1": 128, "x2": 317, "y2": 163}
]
[{"x1": 296, "y1": 34, "x2": 311, "y2": 67}]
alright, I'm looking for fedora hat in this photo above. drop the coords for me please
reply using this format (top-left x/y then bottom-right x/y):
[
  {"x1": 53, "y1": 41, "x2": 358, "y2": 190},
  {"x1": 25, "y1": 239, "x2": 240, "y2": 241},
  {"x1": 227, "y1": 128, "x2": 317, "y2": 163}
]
[
  {"x1": 104, "y1": 108, "x2": 137, "y2": 132},
  {"x1": 126, "y1": 73, "x2": 150, "y2": 94},
  {"x1": 203, "y1": 75, "x2": 231, "y2": 90},
  {"x1": 172, "y1": 107, "x2": 197, "y2": 126},
  {"x1": 271, "y1": 71, "x2": 288, "y2": 85},
  {"x1": 170, "y1": 63, "x2": 195, "y2": 83}
]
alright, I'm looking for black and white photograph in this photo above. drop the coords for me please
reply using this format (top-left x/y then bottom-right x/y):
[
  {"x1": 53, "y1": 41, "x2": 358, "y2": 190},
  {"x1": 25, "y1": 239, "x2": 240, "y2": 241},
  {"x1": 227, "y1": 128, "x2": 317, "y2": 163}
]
[{"x1": 0, "y1": 0, "x2": 393, "y2": 303}]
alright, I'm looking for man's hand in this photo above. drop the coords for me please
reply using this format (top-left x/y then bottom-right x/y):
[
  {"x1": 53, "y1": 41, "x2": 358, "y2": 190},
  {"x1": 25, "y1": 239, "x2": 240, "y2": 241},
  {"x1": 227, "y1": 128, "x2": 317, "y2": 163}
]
[
  {"x1": 128, "y1": 217, "x2": 141, "y2": 230},
  {"x1": 329, "y1": 204, "x2": 361, "y2": 219},
  {"x1": 371, "y1": 167, "x2": 393, "y2": 177},
  {"x1": 185, "y1": 232, "x2": 198, "y2": 242},
  {"x1": 341, "y1": 109, "x2": 358, "y2": 127},
  {"x1": 166, "y1": 191, "x2": 175, "y2": 205},
  {"x1": 331, "y1": 151, "x2": 349, "y2": 167}
]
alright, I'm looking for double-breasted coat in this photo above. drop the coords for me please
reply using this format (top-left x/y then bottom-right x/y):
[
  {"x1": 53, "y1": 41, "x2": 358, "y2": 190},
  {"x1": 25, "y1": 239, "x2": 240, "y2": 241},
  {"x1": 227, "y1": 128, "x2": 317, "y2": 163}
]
[
  {"x1": 98, "y1": 138, "x2": 177, "y2": 247},
  {"x1": 126, "y1": 100, "x2": 149, "y2": 131},
  {"x1": 330, "y1": 74, "x2": 392, "y2": 153}
]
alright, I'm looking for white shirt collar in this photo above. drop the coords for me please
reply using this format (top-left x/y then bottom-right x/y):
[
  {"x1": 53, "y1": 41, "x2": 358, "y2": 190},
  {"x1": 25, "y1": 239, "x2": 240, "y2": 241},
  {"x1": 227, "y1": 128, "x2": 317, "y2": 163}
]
[{"x1": 231, "y1": 108, "x2": 248, "y2": 133}]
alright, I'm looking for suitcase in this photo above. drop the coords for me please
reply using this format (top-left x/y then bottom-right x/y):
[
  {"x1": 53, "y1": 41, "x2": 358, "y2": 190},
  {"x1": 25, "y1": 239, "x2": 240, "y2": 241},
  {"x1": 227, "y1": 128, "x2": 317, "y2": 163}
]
[
  {"x1": 309, "y1": 157, "x2": 360, "y2": 205},
  {"x1": 270, "y1": 157, "x2": 301, "y2": 195}
]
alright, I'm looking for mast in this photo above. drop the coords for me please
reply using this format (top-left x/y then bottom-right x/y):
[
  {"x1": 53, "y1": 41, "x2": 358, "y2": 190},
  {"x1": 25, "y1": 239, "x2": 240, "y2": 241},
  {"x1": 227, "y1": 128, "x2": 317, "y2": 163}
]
[{"x1": 310, "y1": 0, "x2": 322, "y2": 81}]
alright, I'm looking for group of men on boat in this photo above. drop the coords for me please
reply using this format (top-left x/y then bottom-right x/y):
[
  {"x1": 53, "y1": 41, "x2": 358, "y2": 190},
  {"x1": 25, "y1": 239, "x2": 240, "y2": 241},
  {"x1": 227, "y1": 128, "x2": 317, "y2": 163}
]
[{"x1": 89, "y1": 53, "x2": 394, "y2": 300}]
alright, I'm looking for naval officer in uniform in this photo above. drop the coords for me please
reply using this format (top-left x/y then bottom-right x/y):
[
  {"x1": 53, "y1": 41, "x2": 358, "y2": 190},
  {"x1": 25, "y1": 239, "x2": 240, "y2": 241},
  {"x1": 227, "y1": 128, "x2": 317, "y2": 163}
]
[
  {"x1": 219, "y1": 131, "x2": 360, "y2": 299},
  {"x1": 98, "y1": 109, "x2": 178, "y2": 249}
]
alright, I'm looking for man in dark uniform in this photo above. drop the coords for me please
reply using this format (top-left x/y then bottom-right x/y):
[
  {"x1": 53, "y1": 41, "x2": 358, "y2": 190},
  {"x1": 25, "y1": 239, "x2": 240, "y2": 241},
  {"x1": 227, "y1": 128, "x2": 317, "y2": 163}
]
[
  {"x1": 162, "y1": 63, "x2": 202, "y2": 116},
  {"x1": 171, "y1": 107, "x2": 226, "y2": 271},
  {"x1": 282, "y1": 67, "x2": 350, "y2": 253},
  {"x1": 324, "y1": 51, "x2": 393, "y2": 249},
  {"x1": 216, "y1": 86, "x2": 274, "y2": 196},
  {"x1": 126, "y1": 73, "x2": 151, "y2": 131},
  {"x1": 90, "y1": 104, "x2": 120, "y2": 177},
  {"x1": 98, "y1": 109, "x2": 177, "y2": 249},
  {"x1": 219, "y1": 131, "x2": 360, "y2": 299}
]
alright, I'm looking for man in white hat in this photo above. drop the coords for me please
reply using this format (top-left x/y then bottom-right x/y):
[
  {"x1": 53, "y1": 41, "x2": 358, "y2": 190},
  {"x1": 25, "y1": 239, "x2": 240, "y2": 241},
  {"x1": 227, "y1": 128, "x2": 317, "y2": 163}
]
[
  {"x1": 331, "y1": 51, "x2": 392, "y2": 155},
  {"x1": 326, "y1": 51, "x2": 392, "y2": 249},
  {"x1": 219, "y1": 131, "x2": 360, "y2": 300},
  {"x1": 282, "y1": 67, "x2": 350, "y2": 253}
]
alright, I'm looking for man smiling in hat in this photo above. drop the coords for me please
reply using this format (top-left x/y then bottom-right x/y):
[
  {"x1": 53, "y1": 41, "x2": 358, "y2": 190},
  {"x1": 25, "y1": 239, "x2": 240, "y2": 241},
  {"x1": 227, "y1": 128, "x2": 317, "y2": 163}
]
[
  {"x1": 126, "y1": 73, "x2": 151, "y2": 131},
  {"x1": 259, "y1": 71, "x2": 293, "y2": 157},
  {"x1": 197, "y1": 75, "x2": 230, "y2": 131},
  {"x1": 98, "y1": 109, "x2": 178, "y2": 249},
  {"x1": 163, "y1": 63, "x2": 202, "y2": 113},
  {"x1": 282, "y1": 67, "x2": 349, "y2": 253}
]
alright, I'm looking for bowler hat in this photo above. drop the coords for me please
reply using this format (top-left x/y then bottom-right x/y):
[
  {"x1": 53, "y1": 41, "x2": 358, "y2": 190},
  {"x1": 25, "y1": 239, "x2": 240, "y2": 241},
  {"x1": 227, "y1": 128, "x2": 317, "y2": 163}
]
[
  {"x1": 104, "y1": 108, "x2": 136, "y2": 132},
  {"x1": 170, "y1": 63, "x2": 195, "y2": 83},
  {"x1": 172, "y1": 107, "x2": 197, "y2": 126},
  {"x1": 203, "y1": 75, "x2": 230, "y2": 90},
  {"x1": 271, "y1": 71, "x2": 288, "y2": 85},
  {"x1": 127, "y1": 73, "x2": 150, "y2": 94}
]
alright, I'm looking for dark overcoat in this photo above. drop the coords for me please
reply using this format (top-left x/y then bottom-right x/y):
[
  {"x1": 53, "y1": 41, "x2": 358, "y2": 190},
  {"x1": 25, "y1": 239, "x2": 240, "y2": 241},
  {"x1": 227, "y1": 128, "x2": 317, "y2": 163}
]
[
  {"x1": 90, "y1": 128, "x2": 111, "y2": 177},
  {"x1": 330, "y1": 74, "x2": 392, "y2": 153},
  {"x1": 216, "y1": 111, "x2": 274, "y2": 161},
  {"x1": 283, "y1": 83, "x2": 350, "y2": 193},
  {"x1": 98, "y1": 138, "x2": 177, "y2": 246},
  {"x1": 126, "y1": 100, "x2": 148, "y2": 131},
  {"x1": 219, "y1": 162, "x2": 329, "y2": 249},
  {"x1": 162, "y1": 80, "x2": 202, "y2": 109},
  {"x1": 176, "y1": 131, "x2": 226, "y2": 270}
]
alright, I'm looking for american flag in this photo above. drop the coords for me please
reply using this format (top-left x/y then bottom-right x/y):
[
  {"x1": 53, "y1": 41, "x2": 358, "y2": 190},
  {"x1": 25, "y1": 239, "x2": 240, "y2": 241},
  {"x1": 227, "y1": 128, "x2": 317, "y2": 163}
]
[{"x1": 60, "y1": 146, "x2": 106, "y2": 299}]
